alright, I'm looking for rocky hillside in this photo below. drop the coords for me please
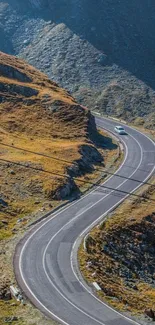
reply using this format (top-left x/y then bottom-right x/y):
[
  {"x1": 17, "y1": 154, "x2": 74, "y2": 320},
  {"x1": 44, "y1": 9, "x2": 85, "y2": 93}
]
[
  {"x1": 80, "y1": 183, "x2": 155, "y2": 321},
  {"x1": 0, "y1": 1, "x2": 155, "y2": 128},
  {"x1": 0, "y1": 52, "x2": 121, "y2": 325},
  {"x1": 0, "y1": 51, "x2": 106, "y2": 237},
  {"x1": 0, "y1": 51, "x2": 97, "y2": 141}
]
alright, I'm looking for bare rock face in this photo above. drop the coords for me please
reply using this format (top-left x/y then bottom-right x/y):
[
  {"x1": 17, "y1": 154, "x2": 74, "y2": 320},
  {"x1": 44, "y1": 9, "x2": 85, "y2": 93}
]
[
  {"x1": 1, "y1": 0, "x2": 155, "y2": 128},
  {"x1": 52, "y1": 177, "x2": 79, "y2": 200},
  {"x1": 102, "y1": 213, "x2": 155, "y2": 285},
  {"x1": 0, "y1": 82, "x2": 38, "y2": 98},
  {"x1": 0, "y1": 51, "x2": 104, "y2": 200},
  {"x1": 0, "y1": 63, "x2": 32, "y2": 82},
  {"x1": 4, "y1": 0, "x2": 46, "y2": 10},
  {"x1": 28, "y1": 0, "x2": 44, "y2": 8},
  {"x1": 145, "y1": 309, "x2": 155, "y2": 321}
]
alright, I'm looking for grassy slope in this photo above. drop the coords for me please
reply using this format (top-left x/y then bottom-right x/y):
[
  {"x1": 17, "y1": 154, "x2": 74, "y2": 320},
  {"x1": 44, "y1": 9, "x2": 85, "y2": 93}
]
[
  {"x1": 0, "y1": 52, "x2": 121, "y2": 324},
  {"x1": 79, "y1": 178, "x2": 155, "y2": 318},
  {"x1": 0, "y1": 52, "x2": 85, "y2": 237}
]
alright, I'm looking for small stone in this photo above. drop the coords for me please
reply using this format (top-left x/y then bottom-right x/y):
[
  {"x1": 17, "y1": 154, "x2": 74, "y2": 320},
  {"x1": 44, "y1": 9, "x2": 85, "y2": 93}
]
[
  {"x1": 1, "y1": 220, "x2": 8, "y2": 225},
  {"x1": 10, "y1": 170, "x2": 15, "y2": 175},
  {"x1": 0, "y1": 198, "x2": 8, "y2": 206},
  {"x1": 0, "y1": 250, "x2": 6, "y2": 254},
  {"x1": 92, "y1": 272, "x2": 96, "y2": 277},
  {"x1": 12, "y1": 228, "x2": 17, "y2": 233},
  {"x1": 145, "y1": 309, "x2": 155, "y2": 320},
  {"x1": 4, "y1": 291, "x2": 11, "y2": 300},
  {"x1": 11, "y1": 316, "x2": 18, "y2": 322},
  {"x1": 23, "y1": 39, "x2": 29, "y2": 45},
  {"x1": 34, "y1": 200, "x2": 40, "y2": 204},
  {"x1": 49, "y1": 203, "x2": 53, "y2": 208}
]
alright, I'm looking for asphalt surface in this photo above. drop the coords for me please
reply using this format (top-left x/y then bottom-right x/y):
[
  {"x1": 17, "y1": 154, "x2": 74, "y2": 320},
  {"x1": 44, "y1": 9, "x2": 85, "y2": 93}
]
[{"x1": 15, "y1": 117, "x2": 155, "y2": 325}]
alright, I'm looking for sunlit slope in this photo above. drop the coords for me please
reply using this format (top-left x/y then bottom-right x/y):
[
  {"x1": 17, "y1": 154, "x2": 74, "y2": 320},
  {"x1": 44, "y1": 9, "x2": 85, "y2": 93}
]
[{"x1": 0, "y1": 51, "x2": 106, "y2": 236}]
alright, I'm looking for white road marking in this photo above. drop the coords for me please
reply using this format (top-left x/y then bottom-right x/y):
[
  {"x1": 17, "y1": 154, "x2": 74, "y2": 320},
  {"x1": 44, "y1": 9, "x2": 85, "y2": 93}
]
[
  {"x1": 18, "y1": 120, "x2": 155, "y2": 325},
  {"x1": 18, "y1": 125, "x2": 129, "y2": 325},
  {"x1": 71, "y1": 125, "x2": 154, "y2": 325},
  {"x1": 42, "y1": 128, "x2": 144, "y2": 325}
]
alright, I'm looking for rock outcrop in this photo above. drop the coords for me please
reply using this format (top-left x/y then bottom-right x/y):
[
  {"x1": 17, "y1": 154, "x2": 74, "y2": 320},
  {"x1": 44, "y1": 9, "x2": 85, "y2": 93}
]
[
  {"x1": 0, "y1": 1, "x2": 155, "y2": 128},
  {"x1": 102, "y1": 213, "x2": 155, "y2": 285},
  {"x1": 81, "y1": 185, "x2": 155, "y2": 318},
  {"x1": 0, "y1": 51, "x2": 104, "y2": 201}
]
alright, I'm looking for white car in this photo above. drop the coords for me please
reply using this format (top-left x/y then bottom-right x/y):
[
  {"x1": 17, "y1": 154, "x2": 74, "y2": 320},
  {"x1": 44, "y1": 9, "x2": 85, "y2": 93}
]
[{"x1": 114, "y1": 125, "x2": 126, "y2": 135}]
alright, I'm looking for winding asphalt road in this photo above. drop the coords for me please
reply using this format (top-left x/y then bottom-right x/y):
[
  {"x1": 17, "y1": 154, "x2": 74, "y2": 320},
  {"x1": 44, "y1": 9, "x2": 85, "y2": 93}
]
[{"x1": 15, "y1": 117, "x2": 155, "y2": 325}]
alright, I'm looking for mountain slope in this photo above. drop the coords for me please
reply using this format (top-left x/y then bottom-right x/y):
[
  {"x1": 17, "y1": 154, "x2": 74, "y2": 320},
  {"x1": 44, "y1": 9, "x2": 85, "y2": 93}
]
[
  {"x1": 0, "y1": 51, "x2": 96, "y2": 140},
  {"x1": 79, "y1": 181, "x2": 155, "y2": 319},
  {"x1": 0, "y1": 52, "x2": 121, "y2": 325},
  {"x1": 0, "y1": 51, "x2": 107, "y2": 232},
  {"x1": 0, "y1": 1, "x2": 155, "y2": 128}
]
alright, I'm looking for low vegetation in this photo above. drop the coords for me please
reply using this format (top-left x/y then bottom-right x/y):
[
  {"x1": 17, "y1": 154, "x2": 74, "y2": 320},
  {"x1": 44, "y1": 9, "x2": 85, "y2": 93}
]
[
  {"x1": 0, "y1": 52, "x2": 121, "y2": 324},
  {"x1": 79, "y1": 178, "x2": 155, "y2": 321}
]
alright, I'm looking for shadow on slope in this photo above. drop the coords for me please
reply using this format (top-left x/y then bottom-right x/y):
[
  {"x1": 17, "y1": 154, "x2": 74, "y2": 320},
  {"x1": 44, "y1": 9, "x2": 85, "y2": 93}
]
[
  {"x1": 2, "y1": 0, "x2": 155, "y2": 90},
  {"x1": 40, "y1": 0, "x2": 155, "y2": 90}
]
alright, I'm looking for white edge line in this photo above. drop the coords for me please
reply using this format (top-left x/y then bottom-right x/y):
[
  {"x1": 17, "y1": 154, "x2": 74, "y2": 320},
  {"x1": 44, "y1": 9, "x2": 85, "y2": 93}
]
[
  {"x1": 42, "y1": 127, "x2": 143, "y2": 325},
  {"x1": 42, "y1": 250, "x2": 106, "y2": 324},
  {"x1": 18, "y1": 120, "x2": 155, "y2": 325},
  {"x1": 71, "y1": 128, "x2": 155, "y2": 325},
  {"x1": 18, "y1": 123, "x2": 128, "y2": 325},
  {"x1": 71, "y1": 162, "x2": 155, "y2": 325}
]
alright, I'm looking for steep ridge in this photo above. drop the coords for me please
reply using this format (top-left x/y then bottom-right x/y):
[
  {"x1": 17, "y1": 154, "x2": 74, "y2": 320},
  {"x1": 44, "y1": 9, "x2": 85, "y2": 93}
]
[
  {"x1": 0, "y1": 51, "x2": 97, "y2": 140},
  {"x1": 80, "y1": 182, "x2": 155, "y2": 320},
  {"x1": 0, "y1": 52, "x2": 120, "y2": 324},
  {"x1": 0, "y1": 1, "x2": 155, "y2": 128},
  {"x1": 0, "y1": 51, "x2": 106, "y2": 230}
]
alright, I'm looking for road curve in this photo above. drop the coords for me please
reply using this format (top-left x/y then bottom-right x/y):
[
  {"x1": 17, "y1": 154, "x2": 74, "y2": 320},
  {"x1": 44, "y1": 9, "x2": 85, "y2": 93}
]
[{"x1": 14, "y1": 117, "x2": 155, "y2": 325}]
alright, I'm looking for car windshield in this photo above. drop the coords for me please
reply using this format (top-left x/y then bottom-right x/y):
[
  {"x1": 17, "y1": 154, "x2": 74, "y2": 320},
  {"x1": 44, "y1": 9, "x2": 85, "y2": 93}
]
[{"x1": 118, "y1": 127, "x2": 124, "y2": 130}]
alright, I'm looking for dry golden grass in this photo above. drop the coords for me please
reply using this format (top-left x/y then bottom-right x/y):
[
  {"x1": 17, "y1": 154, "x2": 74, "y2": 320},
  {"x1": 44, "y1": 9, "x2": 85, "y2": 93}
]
[
  {"x1": 0, "y1": 51, "x2": 91, "y2": 141},
  {"x1": 0, "y1": 128, "x2": 120, "y2": 238},
  {"x1": 79, "y1": 178, "x2": 155, "y2": 316},
  {"x1": 0, "y1": 51, "x2": 120, "y2": 246},
  {"x1": 0, "y1": 128, "x2": 83, "y2": 238},
  {"x1": 0, "y1": 130, "x2": 120, "y2": 324},
  {"x1": 0, "y1": 51, "x2": 97, "y2": 235},
  {"x1": 0, "y1": 52, "x2": 122, "y2": 325},
  {"x1": 0, "y1": 298, "x2": 57, "y2": 325}
]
